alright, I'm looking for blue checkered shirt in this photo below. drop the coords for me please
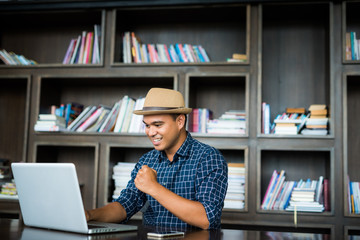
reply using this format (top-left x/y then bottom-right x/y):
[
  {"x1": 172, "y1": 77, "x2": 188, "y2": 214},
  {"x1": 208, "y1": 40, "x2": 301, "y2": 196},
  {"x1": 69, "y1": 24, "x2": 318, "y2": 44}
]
[{"x1": 115, "y1": 132, "x2": 228, "y2": 229}]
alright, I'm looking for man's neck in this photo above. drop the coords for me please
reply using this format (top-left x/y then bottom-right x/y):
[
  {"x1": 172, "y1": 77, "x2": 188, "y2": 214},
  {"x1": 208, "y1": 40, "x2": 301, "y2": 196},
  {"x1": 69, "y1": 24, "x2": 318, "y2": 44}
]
[{"x1": 165, "y1": 130, "x2": 187, "y2": 162}]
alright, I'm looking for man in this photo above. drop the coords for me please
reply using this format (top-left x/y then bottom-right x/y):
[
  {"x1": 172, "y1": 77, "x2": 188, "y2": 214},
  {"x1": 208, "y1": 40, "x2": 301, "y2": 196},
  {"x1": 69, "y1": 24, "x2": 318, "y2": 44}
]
[{"x1": 86, "y1": 88, "x2": 228, "y2": 229}]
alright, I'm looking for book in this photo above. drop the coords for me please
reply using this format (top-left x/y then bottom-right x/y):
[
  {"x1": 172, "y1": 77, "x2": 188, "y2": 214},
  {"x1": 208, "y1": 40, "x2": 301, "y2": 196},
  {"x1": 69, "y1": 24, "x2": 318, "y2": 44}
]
[
  {"x1": 121, "y1": 98, "x2": 136, "y2": 133},
  {"x1": 34, "y1": 124, "x2": 68, "y2": 132},
  {"x1": 78, "y1": 31, "x2": 87, "y2": 64},
  {"x1": 285, "y1": 107, "x2": 306, "y2": 114},
  {"x1": 92, "y1": 24, "x2": 101, "y2": 64},
  {"x1": 113, "y1": 96, "x2": 130, "y2": 132},
  {"x1": 262, "y1": 102, "x2": 270, "y2": 134},
  {"x1": 38, "y1": 114, "x2": 65, "y2": 122},
  {"x1": 308, "y1": 104, "x2": 327, "y2": 116},
  {"x1": 323, "y1": 179, "x2": 330, "y2": 211},
  {"x1": 70, "y1": 35, "x2": 82, "y2": 64},
  {"x1": 83, "y1": 31, "x2": 93, "y2": 64},
  {"x1": 198, "y1": 45, "x2": 210, "y2": 62},
  {"x1": 99, "y1": 100, "x2": 122, "y2": 132},
  {"x1": 266, "y1": 170, "x2": 285, "y2": 210},
  {"x1": 346, "y1": 32, "x2": 352, "y2": 60},
  {"x1": 63, "y1": 38, "x2": 76, "y2": 64},
  {"x1": 261, "y1": 170, "x2": 278, "y2": 209},
  {"x1": 76, "y1": 106, "x2": 104, "y2": 132},
  {"x1": 86, "y1": 107, "x2": 111, "y2": 132},
  {"x1": 67, "y1": 105, "x2": 96, "y2": 131}
]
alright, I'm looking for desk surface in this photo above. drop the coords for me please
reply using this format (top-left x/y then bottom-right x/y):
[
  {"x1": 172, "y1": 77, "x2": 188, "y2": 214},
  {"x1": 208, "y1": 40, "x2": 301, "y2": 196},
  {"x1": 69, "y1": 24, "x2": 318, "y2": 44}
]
[{"x1": 0, "y1": 218, "x2": 331, "y2": 240}]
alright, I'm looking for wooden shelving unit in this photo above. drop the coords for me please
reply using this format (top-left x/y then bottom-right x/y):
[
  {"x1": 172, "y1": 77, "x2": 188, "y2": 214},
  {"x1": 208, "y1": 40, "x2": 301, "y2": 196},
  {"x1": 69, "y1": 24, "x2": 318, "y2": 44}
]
[{"x1": 1, "y1": 0, "x2": 359, "y2": 238}]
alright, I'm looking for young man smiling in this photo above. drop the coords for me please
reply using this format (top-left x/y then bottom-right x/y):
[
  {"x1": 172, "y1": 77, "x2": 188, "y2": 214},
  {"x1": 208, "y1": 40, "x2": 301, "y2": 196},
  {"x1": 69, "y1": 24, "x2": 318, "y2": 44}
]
[{"x1": 86, "y1": 88, "x2": 228, "y2": 229}]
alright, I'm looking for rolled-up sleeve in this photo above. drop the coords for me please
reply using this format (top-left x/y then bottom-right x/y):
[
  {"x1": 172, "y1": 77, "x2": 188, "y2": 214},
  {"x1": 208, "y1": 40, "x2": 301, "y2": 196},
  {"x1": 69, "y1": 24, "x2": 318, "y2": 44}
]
[{"x1": 195, "y1": 148, "x2": 228, "y2": 229}]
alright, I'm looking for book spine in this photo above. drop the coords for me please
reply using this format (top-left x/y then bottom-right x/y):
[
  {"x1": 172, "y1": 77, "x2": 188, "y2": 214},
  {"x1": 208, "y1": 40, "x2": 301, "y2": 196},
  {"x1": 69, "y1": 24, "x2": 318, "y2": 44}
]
[
  {"x1": 63, "y1": 39, "x2": 76, "y2": 64},
  {"x1": 323, "y1": 179, "x2": 330, "y2": 211},
  {"x1": 78, "y1": 31, "x2": 87, "y2": 64},
  {"x1": 261, "y1": 170, "x2": 277, "y2": 209}
]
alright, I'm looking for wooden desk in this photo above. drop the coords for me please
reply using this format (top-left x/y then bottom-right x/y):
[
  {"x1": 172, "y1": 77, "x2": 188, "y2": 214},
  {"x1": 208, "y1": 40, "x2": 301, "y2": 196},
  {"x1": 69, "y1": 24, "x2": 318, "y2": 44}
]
[{"x1": 0, "y1": 218, "x2": 331, "y2": 240}]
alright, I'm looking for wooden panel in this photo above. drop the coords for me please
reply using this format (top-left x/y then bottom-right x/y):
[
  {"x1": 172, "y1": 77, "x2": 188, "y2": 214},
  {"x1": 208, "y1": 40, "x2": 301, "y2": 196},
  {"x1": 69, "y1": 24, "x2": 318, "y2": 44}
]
[
  {"x1": 0, "y1": 78, "x2": 28, "y2": 163},
  {"x1": 346, "y1": 76, "x2": 360, "y2": 181},
  {"x1": 261, "y1": 3, "x2": 330, "y2": 121}
]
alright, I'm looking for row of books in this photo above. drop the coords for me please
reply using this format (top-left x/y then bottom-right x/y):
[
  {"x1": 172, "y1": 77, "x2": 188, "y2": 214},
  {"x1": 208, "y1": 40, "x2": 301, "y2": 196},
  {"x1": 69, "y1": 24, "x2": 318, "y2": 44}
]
[
  {"x1": 122, "y1": 31, "x2": 210, "y2": 63},
  {"x1": 35, "y1": 96, "x2": 146, "y2": 133},
  {"x1": 348, "y1": 176, "x2": 360, "y2": 214},
  {"x1": 112, "y1": 162, "x2": 136, "y2": 200},
  {"x1": 0, "y1": 49, "x2": 37, "y2": 65},
  {"x1": 188, "y1": 108, "x2": 212, "y2": 133},
  {"x1": 261, "y1": 170, "x2": 329, "y2": 212},
  {"x1": 63, "y1": 24, "x2": 101, "y2": 64},
  {"x1": 346, "y1": 31, "x2": 360, "y2": 61},
  {"x1": 224, "y1": 163, "x2": 245, "y2": 209},
  {"x1": 262, "y1": 103, "x2": 329, "y2": 135}
]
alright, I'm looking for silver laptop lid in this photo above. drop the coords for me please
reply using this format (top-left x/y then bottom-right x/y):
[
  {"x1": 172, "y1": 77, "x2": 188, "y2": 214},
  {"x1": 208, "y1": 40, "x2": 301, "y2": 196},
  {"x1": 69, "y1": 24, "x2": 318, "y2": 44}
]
[{"x1": 12, "y1": 163, "x2": 90, "y2": 234}]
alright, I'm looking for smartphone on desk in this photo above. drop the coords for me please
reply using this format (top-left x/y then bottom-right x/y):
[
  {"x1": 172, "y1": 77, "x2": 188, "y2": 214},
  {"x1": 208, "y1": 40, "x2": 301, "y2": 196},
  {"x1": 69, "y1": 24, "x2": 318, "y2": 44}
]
[{"x1": 147, "y1": 231, "x2": 184, "y2": 239}]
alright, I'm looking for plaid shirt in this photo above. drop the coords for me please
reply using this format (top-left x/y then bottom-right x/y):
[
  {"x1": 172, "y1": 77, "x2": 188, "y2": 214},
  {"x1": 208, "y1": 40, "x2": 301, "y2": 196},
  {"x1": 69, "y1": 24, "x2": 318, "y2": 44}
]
[{"x1": 115, "y1": 132, "x2": 228, "y2": 229}]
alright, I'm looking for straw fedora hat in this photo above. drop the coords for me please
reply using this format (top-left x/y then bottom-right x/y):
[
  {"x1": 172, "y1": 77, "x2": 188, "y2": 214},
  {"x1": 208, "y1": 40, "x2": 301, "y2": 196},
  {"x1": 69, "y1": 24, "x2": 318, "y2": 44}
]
[{"x1": 133, "y1": 88, "x2": 192, "y2": 115}]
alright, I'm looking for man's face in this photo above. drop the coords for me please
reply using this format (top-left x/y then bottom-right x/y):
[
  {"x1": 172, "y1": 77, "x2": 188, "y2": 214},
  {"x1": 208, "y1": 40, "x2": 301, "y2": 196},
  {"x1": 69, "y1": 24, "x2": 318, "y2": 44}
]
[{"x1": 143, "y1": 114, "x2": 183, "y2": 155}]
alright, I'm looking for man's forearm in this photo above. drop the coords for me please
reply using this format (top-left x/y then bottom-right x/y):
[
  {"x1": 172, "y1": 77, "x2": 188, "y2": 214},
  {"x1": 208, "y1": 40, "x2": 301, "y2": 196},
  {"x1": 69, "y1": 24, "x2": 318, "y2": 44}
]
[
  {"x1": 86, "y1": 201, "x2": 127, "y2": 223},
  {"x1": 150, "y1": 184, "x2": 209, "y2": 229}
]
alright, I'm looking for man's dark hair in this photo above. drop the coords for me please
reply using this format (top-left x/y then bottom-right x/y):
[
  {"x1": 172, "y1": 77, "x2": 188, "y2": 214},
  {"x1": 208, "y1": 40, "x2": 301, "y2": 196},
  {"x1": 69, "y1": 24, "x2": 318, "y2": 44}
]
[{"x1": 171, "y1": 114, "x2": 188, "y2": 126}]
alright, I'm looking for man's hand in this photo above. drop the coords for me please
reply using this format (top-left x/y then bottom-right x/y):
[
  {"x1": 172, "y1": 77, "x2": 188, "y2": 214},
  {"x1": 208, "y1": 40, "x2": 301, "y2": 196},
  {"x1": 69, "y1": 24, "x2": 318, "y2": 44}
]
[{"x1": 134, "y1": 165, "x2": 158, "y2": 195}]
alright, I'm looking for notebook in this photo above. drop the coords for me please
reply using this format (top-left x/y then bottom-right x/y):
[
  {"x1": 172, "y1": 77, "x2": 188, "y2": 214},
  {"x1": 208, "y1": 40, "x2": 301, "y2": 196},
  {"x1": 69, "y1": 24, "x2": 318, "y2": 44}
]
[{"x1": 12, "y1": 162, "x2": 138, "y2": 234}]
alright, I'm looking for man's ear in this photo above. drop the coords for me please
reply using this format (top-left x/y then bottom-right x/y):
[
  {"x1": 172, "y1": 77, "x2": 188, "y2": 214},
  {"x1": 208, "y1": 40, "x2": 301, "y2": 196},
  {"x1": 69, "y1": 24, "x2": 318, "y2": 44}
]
[{"x1": 177, "y1": 114, "x2": 186, "y2": 129}]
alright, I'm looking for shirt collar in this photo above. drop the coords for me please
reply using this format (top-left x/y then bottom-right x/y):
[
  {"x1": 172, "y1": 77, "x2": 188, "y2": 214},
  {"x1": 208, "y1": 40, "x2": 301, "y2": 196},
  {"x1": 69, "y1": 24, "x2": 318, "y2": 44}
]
[{"x1": 157, "y1": 131, "x2": 193, "y2": 163}]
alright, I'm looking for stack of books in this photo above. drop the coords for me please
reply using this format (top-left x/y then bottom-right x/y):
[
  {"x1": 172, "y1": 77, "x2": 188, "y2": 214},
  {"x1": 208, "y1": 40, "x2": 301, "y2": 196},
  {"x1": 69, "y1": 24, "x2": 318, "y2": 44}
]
[
  {"x1": 224, "y1": 163, "x2": 245, "y2": 209},
  {"x1": 122, "y1": 31, "x2": 210, "y2": 63},
  {"x1": 206, "y1": 110, "x2": 246, "y2": 134},
  {"x1": 273, "y1": 107, "x2": 308, "y2": 135},
  {"x1": 188, "y1": 108, "x2": 213, "y2": 133},
  {"x1": 226, "y1": 53, "x2": 247, "y2": 63},
  {"x1": 301, "y1": 104, "x2": 328, "y2": 136},
  {"x1": 285, "y1": 177, "x2": 325, "y2": 213},
  {"x1": 62, "y1": 24, "x2": 101, "y2": 64},
  {"x1": 0, "y1": 182, "x2": 17, "y2": 197},
  {"x1": 34, "y1": 114, "x2": 67, "y2": 132},
  {"x1": 112, "y1": 162, "x2": 136, "y2": 200}
]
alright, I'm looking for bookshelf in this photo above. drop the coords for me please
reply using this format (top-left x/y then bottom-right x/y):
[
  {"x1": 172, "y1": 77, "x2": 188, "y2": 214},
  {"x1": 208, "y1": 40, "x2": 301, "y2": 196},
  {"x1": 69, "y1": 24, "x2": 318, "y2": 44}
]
[
  {"x1": 112, "y1": 5, "x2": 250, "y2": 65},
  {"x1": 0, "y1": 10, "x2": 104, "y2": 66},
  {"x1": 260, "y1": 2, "x2": 331, "y2": 136},
  {"x1": 344, "y1": 75, "x2": 360, "y2": 217},
  {"x1": 0, "y1": 0, "x2": 357, "y2": 238}
]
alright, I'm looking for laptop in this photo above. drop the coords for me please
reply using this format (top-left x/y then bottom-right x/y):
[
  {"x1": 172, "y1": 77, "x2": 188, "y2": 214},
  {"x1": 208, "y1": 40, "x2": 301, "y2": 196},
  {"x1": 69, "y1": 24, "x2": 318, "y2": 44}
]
[{"x1": 12, "y1": 162, "x2": 138, "y2": 234}]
